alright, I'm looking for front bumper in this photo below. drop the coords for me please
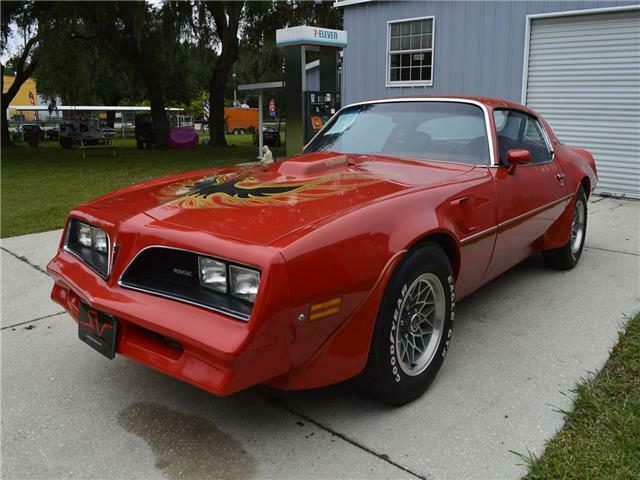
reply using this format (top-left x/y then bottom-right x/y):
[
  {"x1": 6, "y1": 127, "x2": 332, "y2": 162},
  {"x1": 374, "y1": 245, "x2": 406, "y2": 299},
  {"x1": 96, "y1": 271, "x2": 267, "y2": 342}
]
[{"x1": 47, "y1": 248, "x2": 293, "y2": 396}]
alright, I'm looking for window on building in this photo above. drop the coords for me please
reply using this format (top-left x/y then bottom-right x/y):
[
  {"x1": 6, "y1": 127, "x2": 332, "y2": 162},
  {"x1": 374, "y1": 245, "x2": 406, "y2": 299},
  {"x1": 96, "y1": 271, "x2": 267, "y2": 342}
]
[
  {"x1": 493, "y1": 109, "x2": 552, "y2": 165},
  {"x1": 388, "y1": 17, "x2": 434, "y2": 86}
]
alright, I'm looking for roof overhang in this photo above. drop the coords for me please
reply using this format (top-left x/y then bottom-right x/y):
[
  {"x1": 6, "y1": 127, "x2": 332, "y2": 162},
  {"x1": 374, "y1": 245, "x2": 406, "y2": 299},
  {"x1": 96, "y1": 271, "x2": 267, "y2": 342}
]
[
  {"x1": 237, "y1": 81, "x2": 284, "y2": 92},
  {"x1": 276, "y1": 25, "x2": 347, "y2": 48},
  {"x1": 333, "y1": 0, "x2": 373, "y2": 7},
  {"x1": 9, "y1": 105, "x2": 184, "y2": 112}
]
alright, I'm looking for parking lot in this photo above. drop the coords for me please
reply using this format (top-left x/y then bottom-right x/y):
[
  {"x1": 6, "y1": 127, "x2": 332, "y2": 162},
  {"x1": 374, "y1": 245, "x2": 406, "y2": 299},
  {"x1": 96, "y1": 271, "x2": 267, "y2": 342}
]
[{"x1": 1, "y1": 196, "x2": 638, "y2": 480}]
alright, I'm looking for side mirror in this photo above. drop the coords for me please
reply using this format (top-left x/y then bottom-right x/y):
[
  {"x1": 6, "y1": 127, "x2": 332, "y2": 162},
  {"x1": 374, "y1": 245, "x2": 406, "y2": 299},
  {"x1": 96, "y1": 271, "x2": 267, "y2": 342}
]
[{"x1": 506, "y1": 148, "x2": 531, "y2": 174}]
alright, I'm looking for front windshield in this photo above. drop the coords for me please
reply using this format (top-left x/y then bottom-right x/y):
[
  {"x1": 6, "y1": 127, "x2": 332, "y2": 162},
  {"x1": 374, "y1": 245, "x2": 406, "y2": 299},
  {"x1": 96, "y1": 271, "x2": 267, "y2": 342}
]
[{"x1": 304, "y1": 101, "x2": 490, "y2": 165}]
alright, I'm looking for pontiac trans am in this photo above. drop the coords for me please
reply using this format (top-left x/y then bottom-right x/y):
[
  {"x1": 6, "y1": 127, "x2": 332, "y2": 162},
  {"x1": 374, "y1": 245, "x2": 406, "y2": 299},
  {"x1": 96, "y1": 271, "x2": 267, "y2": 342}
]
[{"x1": 47, "y1": 97, "x2": 597, "y2": 405}]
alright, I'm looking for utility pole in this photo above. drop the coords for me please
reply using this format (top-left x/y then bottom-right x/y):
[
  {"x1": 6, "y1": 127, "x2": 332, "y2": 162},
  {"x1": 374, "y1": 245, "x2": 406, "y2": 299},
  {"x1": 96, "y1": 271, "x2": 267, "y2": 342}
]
[{"x1": 232, "y1": 72, "x2": 237, "y2": 107}]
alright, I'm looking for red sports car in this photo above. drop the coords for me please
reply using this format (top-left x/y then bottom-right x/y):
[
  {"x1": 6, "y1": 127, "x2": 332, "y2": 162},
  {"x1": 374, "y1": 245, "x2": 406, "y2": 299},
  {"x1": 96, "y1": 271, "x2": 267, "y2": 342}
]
[{"x1": 48, "y1": 97, "x2": 597, "y2": 405}]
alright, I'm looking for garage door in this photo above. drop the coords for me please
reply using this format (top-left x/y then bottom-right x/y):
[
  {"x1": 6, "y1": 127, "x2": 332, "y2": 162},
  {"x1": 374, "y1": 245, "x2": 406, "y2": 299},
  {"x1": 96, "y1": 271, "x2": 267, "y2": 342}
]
[{"x1": 524, "y1": 8, "x2": 640, "y2": 198}]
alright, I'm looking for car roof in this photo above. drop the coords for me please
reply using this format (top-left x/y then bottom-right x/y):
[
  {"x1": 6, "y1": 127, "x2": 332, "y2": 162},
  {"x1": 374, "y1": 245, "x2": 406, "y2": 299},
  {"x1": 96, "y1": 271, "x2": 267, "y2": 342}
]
[{"x1": 348, "y1": 95, "x2": 538, "y2": 115}]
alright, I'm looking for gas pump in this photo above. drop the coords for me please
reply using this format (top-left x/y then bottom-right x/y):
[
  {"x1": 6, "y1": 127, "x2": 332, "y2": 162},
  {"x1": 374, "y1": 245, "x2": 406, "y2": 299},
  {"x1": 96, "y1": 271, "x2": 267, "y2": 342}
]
[
  {"x1": 276, "y1": 26, "x2": 347, "y2": 156},
  {"x1": 304, "y1": 91, "x2": 341, "y2": 143}
]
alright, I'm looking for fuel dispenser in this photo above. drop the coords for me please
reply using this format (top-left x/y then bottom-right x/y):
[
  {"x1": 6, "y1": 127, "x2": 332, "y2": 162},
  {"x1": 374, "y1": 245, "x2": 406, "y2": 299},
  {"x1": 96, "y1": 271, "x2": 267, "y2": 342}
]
[
  {"x1": 276, "y1": 26, "x2": 347, "y2": 156},
  {"x1": 304, "y1": 91, "x2": 341, "y2": 143}
]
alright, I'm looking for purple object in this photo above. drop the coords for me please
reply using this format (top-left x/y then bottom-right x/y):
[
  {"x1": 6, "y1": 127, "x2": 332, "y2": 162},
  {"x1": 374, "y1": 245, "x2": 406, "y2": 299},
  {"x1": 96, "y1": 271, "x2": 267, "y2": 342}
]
[{"x1": 169, "y1": 127, "x2": 198, "y2": 149}]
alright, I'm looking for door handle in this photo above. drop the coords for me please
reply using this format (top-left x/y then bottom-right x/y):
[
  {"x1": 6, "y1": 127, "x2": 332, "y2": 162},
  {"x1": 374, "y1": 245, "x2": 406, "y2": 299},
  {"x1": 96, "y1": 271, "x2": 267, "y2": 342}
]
[
  {"x1": 555, "y1": 173, "x2": 565, "y2": 183},
  {"x1": 451, "y1": 197, "x2": 476, "y2": 233}
]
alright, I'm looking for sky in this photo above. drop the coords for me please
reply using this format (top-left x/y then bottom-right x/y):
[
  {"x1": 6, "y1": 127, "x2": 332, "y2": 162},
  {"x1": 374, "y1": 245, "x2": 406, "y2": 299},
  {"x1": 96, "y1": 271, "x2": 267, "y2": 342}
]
[{"x1": 1, "y1": 23, "x2": 25, "y2": 65}]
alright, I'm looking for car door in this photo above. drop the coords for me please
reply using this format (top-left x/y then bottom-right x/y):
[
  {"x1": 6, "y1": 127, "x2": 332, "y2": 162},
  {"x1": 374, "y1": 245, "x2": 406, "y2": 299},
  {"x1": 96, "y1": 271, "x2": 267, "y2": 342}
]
[{"x1": 483, "y1": 108, "x2": 568, "y2": 282}]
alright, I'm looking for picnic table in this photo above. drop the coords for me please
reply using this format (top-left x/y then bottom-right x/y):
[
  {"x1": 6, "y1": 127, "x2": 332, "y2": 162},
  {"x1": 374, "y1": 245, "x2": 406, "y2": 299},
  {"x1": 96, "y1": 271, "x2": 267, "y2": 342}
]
[{"x1": 73, "y1": 137, "x2": 116, "y2": 158}]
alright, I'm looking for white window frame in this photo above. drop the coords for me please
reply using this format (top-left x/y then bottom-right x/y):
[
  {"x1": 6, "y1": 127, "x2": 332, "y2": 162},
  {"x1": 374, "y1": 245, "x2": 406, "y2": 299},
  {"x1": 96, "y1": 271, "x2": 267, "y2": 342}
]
[{"x1": 386, "y1": 16, "x2": 435, "y2": 88}]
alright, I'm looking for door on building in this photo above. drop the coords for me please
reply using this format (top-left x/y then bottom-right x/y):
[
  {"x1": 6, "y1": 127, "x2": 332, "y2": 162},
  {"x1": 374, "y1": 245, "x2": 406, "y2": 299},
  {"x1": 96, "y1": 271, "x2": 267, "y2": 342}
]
[{"x1": 523, "y1": 7, "x2": 640, "y2": 198}]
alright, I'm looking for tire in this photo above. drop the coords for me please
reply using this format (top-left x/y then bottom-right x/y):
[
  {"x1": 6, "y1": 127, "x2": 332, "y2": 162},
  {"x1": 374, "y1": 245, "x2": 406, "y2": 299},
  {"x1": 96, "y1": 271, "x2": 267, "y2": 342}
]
[
  {"x1": 357, "y1": 243, "x2": 455, "y2": 406},
  {"x1": 239, "y1": 128, "x2": 245, "y2": 135},
  {"x1": 233, "y1": 129, "x2": 239, "y2": 135},
  {"x1": 543, "y1": 186, "x2": 588, "y2": 270}
]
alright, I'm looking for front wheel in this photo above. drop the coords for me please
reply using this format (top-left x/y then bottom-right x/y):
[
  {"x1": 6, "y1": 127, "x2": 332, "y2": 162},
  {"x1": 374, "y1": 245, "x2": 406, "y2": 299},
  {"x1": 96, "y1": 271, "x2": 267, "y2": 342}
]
[
  {"x1": 543, "y1": 186, "x2": 588, "y2": 270},
  {"x1": 357, "y1": 243, "x2": 455, "y2": 406}
]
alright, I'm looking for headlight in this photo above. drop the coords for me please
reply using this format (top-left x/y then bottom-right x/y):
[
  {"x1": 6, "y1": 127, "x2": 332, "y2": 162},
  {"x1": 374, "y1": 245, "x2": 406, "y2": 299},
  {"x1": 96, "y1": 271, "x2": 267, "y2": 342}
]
[
  {"x1": 229, "y1": 265, "x2": 260, "y2": 303},
  {"x1": 65, "y1": 219, "x2": 110, "y2": 278},
  {"x1": 91, "y1": 227, "x2": 108, "y2": 253},
  {"x1": 198, "y1": 257, "x2": 227, "y2": 293},
  {"x1": 78, "y1": 223, "x2": 92, "y2": 247}
]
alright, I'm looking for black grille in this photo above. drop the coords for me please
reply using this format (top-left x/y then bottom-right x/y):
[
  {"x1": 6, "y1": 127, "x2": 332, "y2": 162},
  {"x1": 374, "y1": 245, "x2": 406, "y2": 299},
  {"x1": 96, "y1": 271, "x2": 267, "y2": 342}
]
[{"x1": 119, "y1": 247, "x2": 252, "y2": 320}]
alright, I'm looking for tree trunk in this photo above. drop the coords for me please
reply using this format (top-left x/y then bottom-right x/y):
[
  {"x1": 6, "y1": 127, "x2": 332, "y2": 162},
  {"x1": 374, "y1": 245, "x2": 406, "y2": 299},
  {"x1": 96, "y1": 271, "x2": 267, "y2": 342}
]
[
  {"x1": 209, "y1": 67, "x2": 231, "y2": 147},
  {"x1": 1, "y1": 98, "x2": 11, "y2": 147},
  {"x1": 1, "y1": 72, "x2": 10, "y2": 147},
  {"x1": 206, "y1": 2, "x2": 242, "y2": 148},
  {"x1": 147, "y1": 79, "x2": 170, "y2": 148},
  {"x1": 1, "y1": 36, "x2": 39, "y2": 146}
]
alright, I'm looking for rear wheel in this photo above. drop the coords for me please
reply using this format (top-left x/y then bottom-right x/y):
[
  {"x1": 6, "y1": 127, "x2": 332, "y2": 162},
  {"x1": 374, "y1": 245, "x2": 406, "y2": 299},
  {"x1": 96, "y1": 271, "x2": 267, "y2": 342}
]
[
  {"x1": 543, "y1": 186, "x2": 588, "y2": 270},
  {"x1": 357, "y1": 243, "x2": 454, "y2": 406}
]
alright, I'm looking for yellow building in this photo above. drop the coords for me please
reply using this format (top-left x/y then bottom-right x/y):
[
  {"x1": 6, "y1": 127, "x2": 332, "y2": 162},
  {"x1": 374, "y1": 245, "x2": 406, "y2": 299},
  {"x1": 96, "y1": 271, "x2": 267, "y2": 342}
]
[{"x1": 3, "y1": 75, "x2": 38, "y2": 120}]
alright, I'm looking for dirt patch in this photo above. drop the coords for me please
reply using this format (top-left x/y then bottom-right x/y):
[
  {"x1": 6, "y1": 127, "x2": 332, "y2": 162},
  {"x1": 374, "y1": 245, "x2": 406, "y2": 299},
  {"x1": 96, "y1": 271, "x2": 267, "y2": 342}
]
[{"x1": 118, "y1": 401, "x2": 256, "y2": 480}]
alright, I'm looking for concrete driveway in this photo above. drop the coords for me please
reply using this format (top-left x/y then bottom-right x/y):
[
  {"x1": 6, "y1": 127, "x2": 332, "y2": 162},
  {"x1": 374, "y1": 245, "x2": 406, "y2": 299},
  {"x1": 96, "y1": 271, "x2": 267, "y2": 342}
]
[{"x1": 2, "y1": 197, "x2": 638, "y2": 480}]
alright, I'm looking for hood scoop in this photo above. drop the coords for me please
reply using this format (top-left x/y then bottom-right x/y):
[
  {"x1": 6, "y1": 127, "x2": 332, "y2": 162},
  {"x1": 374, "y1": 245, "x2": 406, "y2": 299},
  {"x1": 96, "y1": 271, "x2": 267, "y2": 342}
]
[{"x1": 277, "y1": 153, "x2": 350, "y2": 177}]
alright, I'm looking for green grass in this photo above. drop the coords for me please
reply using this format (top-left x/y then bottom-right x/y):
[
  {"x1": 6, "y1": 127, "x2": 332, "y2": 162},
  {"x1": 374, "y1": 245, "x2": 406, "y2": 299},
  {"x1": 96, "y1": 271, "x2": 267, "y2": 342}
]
[
  {"x1": 1, "y1": 135, "x2": 283, "y2": 238},
  {"x1": 520, "y1": 312, "x2": 640, "y2": 479}
]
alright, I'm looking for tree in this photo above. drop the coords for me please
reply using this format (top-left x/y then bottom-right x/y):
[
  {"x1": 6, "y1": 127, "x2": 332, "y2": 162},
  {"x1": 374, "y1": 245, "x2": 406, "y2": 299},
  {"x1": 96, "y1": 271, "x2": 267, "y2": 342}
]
[
  {"x1": 83, "y1": 2, "x2": 180, "y2": 147},
  {"x1": 1, "y1": 1, "x2": 43, "y2": 146},
  {"x1": 33, "y1": 1, "x2": 200, "y2": 147},
  {"x1": 34, "y1": 15, "x2": 144, "y2": 127},
  {"x1": 189, "y1": 0, "x2": 342, "y2": 148},
  {"x1": 236, "y1": 0, "x2": 343, "y2": 86},
  {"x1": 189, "y1": 1, "x2": 243, "y2": 147}
]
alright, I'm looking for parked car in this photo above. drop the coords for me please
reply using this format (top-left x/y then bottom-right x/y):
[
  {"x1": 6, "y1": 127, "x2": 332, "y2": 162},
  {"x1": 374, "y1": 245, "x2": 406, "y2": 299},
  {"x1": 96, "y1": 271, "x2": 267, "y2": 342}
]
[
  {"x1": 59, "y1": 121, "x2": 106, "y2": 149},
  {"x1": 134, "y1": 113, "x2": 154, "y2": 149},
  {"x1": 253, "y1": 126, "x2": 281, "y2": 147},
  {"x1": 47, "y1": 96, "x2": 597, "y2": 405},
  {"x1": 14, "y1": 123, "x2": 45, "y2": 141}
]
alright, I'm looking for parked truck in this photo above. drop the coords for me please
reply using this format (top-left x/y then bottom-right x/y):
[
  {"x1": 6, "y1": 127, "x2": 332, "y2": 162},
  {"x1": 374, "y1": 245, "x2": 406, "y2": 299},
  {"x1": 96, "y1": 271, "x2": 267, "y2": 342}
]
[{"x1": 224, "y1": 107, "x2": 258, "y2": 135}]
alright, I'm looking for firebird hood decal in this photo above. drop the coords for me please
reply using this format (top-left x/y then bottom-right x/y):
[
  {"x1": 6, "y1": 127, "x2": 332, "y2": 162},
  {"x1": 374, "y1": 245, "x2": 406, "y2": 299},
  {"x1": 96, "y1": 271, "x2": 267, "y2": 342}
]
[
  {"x1": 157, "y1": 172, "x2": 382, "y2": 209},
  {"x1": 82, "y1": 153, "x2": 475, "y2": 246}
]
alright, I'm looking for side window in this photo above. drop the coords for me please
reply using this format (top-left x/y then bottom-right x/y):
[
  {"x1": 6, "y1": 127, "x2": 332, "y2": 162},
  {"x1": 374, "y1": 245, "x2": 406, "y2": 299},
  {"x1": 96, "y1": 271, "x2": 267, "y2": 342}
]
[{"x1": 493, "y1": 109, "x2": 552, "y2": 165}]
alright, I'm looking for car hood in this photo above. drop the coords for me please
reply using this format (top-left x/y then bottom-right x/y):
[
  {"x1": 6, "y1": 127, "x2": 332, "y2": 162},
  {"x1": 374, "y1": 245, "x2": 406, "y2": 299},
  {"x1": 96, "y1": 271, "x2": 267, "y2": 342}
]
[{"x1": 83, "y1": 152, "x2": 474, "y2": 246}]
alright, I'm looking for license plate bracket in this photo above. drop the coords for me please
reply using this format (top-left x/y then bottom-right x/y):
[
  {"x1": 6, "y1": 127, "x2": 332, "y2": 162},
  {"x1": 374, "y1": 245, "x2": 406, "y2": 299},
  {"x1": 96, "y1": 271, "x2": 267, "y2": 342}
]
[{"x1": 78, "y1": 301, "x2": 118, "y2": 359}]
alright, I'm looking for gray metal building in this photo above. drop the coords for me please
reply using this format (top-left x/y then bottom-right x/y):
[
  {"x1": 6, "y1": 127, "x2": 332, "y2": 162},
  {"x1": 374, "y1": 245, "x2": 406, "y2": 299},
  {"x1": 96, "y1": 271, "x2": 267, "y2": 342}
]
[{"x1": 336, "y1": 1, "x2": 640, "y2": 197}]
